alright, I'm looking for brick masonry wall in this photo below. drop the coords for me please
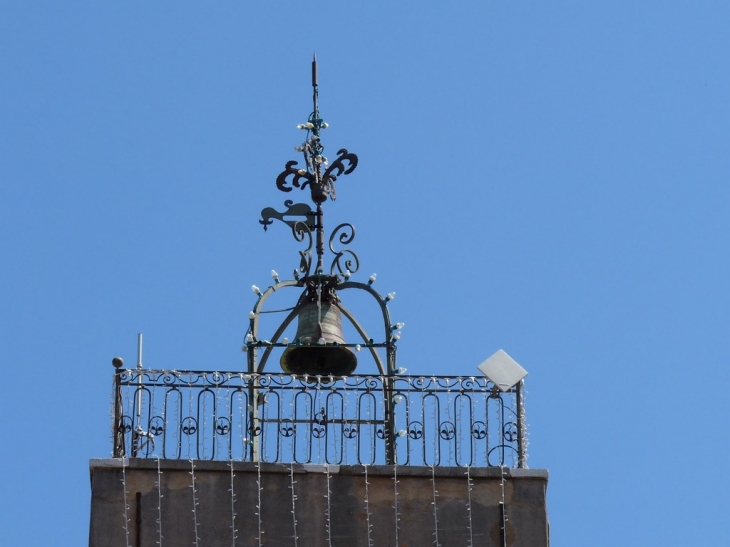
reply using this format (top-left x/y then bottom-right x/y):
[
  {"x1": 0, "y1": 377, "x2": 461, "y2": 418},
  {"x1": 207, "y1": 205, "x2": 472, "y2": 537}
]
[{"x1": 89, "y1": 459, "x2": 549, "y2": 547}]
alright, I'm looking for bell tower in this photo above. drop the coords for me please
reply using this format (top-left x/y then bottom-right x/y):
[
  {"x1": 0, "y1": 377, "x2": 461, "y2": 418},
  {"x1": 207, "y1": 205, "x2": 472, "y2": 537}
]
[{"x1": 89, "y1": 59, "x2": 549, "y2": 547}]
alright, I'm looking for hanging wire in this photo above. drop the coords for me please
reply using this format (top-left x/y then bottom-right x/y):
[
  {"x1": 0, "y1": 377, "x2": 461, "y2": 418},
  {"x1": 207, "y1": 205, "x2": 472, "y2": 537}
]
[
  {"x1": 189, "y1": 459, "x2": 201, "y2": 547},
  {"x1": 227, "y1": 375, "x2": 238, "y2": 547},
  {"x1": 289, "y1": 462, "x2": 299, "y2": 546},
  {"x1": 363, "y1": 464, "x2": 374, "y2": 547},
  {"x1": 201, "y1": 382, "x2": 209, "y2": 460},
  {"x1": 392, "y1": 464, "x2": 400, "y2": 546},
  {"x1": 228, "y1": 460, "x2": 238, "y2": 546},
  {"x1": 155, "y1": 456, "x2": 164, "y2": 546},
  {"x1": 465, "y1": 466, "x2": 474, "y2": 547},
  {"x1": 120, "y1": 457, "x2": 132, "y2": 547},
  {"x1": 186, "y1": 378, "x2": 194, "y2": 460},
  {"x1": 499, "y1": 465, "x2": 508, "y2": 547},
  {"x1": 341, "y1": 379, "x2": 350, "y2": 465},
  {"x1": 325, "y1": 464, "x2": 333, "y2": 547},
  {"x1": 430, "y1": 464, "x2": 440, "y2": 547},
  {"x1": 445, "y1": 386, "x2": 454, "y2": 466},
  {"x1": 237, "y1": 374, "x2": 245, "y2": 461},
  {"x1": 258, "y1": 305, "x2": 297, "y2": 314},
  {"x1": 255, "y1": 459, "x2": 264, "y2": 546},
  {"x1": 517, "y1": 380, "x2": 528, "y2": 468}
]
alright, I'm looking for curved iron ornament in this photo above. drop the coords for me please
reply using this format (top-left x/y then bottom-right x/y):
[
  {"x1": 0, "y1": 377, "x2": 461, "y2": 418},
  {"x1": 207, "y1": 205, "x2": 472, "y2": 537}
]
[
  {"x1": 471, "y1": 421, "x2": 487, "y2": 440},
  {"x1": 276, "y1": 161, "x2": 313, "y2": 194},
  {"x1": 439, "y1": 421, "x2": 456, "y2": 441},
  {"x1": 181, "y1": 417, "x2": 198, "y2": 435},
  {"x1": 215, "y1": 417, "x2": 230, "y2": 436},
  {"x1": 320, "y1": 148, "x2": 358, "y2": 201},
  {"x1": 292, "y1": 220, "x2": 313, "y2": 277},
  {"x1": 149, "y1": 417, "x2": 165, "y2": 436},
  {"x1": 329, "y1": 223, "x2": 359, "y2": 275},
  {"x1": 274, "y1": 149, "x2": 358, "y2": 203}
]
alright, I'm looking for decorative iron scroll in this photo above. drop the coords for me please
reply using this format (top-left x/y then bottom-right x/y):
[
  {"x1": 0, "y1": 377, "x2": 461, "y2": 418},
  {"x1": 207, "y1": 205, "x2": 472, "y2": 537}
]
[
  {"x1": 292, "y1": 220, "x2": 313, "y2": 277},
  {"x1": 113, "y1": 371, "x2": 522, "y2": 467},
  {"x1": 275, "y1": 162, "x2": 313, "y2": 194},
  {"x1": 320, "y1": 148, "x2": 358, "y2": 201},
  {"x1": 328, "y1": 223, "x2": 359, "y2": 275}
]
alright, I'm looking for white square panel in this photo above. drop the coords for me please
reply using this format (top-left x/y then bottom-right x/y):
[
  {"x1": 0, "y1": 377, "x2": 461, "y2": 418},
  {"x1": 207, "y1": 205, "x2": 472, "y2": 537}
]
[{"x1": 477, "y1": 349, "x2": 527, "y2": 391}]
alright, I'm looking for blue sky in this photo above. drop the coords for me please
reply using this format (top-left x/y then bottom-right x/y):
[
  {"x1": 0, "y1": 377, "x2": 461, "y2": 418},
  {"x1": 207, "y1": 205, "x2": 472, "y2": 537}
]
[{"x1": 1, "y1": 2, "x2": 729, "y2": 545}]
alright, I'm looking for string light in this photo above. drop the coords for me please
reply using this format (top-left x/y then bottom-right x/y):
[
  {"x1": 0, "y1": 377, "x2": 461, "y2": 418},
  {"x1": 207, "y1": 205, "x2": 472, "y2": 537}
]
[
  {"x1": 518, "y1": 380, "x2": 529, "y2": 468},
  {"x1": 445, "y1": 386, "x2": 454, "y2": 465},
  {"x1": 393, "y1": 464, "x2": 401, "y2": 546},
  {"x1": 189, "y1": 460, "x2": 201, "y2": 547},
  {"x1": 289, "y1": 462, "x2": 299, "y2": 546},
  {"x1": 431, "y1": 465, "x2": 440, "y2": 547},
  {"x1": 325, "y1": 464, "x2": 333, "y2": 547},
  {"x1": 256, "y1": 459, "x2": 264, "y2": 546},
  {"x1": 466, "y1": 466, "x2": 474, "y2": 547},
  {"x1": 155, "y1": 457, "x2": 164, "y2": 546},
  {"x1": 229, "y1": 460, "x2": 238, "y2": 546},
  {"x1": 499, "y1": 465, "x2": 508, "y2": 547},
  {"x1": 363, "y1": 465, "x2": 374, "y2": 547},
  {"x1": 120, "y1": 457, "x2": 131, "y2": 547}
]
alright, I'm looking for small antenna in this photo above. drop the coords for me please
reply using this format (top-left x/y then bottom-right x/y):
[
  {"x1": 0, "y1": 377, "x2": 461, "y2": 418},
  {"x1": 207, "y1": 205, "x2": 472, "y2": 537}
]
[{"x1": 136, "y1": 333, "x2": 143, "y2": 370}]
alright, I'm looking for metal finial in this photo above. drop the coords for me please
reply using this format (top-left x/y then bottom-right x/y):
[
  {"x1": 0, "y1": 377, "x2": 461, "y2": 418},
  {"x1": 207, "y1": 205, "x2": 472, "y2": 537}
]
[
  {"x1": 261, "y1": 59, "x2": 359, "y2": 276},
  {"x1": 312, "y1": 53, "x2": 318, "y2": 87}
]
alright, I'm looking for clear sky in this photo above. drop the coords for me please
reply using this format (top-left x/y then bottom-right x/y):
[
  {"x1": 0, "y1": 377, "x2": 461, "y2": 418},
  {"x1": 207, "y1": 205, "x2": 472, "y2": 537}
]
[{"x1": 1, "y1": 2, "x2": 728, "y2": 545}]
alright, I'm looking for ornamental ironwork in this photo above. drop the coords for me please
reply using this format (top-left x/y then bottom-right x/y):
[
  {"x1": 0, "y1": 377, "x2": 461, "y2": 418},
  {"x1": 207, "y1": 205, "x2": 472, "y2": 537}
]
[
  {"x1": 107, "y1": 59, "x2": 530, "y2": 470},
  {"x1": 248, "y1": 55, "x2": 401, "y2": 392},
  {"x1": 112, "y1": 370, "x2": 526, "y2": 468}
]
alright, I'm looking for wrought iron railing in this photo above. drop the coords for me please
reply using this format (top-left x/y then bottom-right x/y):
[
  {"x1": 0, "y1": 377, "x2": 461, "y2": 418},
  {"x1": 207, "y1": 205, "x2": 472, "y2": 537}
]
[{"x1": 113, "y1": 370, "x2": 526, "y2": 468}]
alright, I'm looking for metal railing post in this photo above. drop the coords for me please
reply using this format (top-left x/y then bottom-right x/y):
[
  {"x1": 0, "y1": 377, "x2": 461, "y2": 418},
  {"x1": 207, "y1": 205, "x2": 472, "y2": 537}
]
[
  {"x1": 516, "y1": 379, "x2": 527, "y2": 468},
  {"x1": 113, "y1": 367, "x2": 125, "y2": 458},
  {"x1": 384, "y1": 346, "x2": 397, "y2": 465}
]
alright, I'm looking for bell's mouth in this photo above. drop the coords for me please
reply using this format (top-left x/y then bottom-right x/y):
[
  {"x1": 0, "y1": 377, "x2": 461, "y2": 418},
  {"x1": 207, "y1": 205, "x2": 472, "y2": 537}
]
[{"x1": 280, "y1": 345, "x2": 357, "y2": 376}]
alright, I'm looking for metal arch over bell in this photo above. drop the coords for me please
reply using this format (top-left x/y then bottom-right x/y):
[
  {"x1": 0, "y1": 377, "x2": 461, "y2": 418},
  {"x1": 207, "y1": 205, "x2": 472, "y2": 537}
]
[{"x1": 280, "y1": 302, "x2": 357, "y2": 376}]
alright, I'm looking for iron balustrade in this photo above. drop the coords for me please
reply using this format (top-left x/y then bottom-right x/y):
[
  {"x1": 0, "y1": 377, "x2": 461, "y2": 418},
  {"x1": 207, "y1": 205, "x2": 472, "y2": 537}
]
[{"x1": 113, "y1": 370, "x2": 526, "y2": 468}]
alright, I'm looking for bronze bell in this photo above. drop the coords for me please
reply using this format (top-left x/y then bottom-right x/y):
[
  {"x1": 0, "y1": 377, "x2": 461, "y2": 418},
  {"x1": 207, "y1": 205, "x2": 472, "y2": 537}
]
[{"x1": 280, "y1": 302, "x2": 357, "y2": 376}]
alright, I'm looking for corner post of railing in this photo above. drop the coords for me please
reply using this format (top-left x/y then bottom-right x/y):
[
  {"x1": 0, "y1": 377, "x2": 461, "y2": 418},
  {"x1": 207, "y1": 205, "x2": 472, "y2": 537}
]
[
  {"x1": 384, "y1": 343, "x2": 397, "y2": 465},
  {"x1": 112, "y1": 366, "x2": 125, "y2": 458},
  {"x1": 516, "y1": 379, "x2": 527, "y2": 468}
]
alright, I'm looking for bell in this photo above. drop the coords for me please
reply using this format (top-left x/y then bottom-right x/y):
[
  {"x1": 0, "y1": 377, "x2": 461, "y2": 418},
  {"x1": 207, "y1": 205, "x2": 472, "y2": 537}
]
[{"x1": 280, "y1": 302, "x2": 357, "y2": 376}]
